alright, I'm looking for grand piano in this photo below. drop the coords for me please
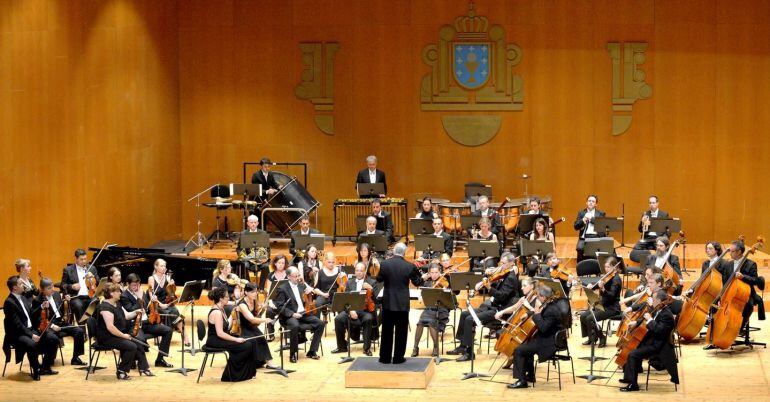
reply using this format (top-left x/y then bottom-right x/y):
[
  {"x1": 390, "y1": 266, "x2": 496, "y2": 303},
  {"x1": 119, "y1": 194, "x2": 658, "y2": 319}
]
[{"x1": 89, "y1": 246, "x2": 225, "y2": 289}]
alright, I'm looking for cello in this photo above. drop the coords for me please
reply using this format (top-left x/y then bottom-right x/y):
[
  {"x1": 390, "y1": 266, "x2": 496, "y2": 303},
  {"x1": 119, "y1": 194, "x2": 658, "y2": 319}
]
[
  {"x1": 494, "y1": 291, "x2": 540, "y2": 358},
  {"x1": 676, "y1": 247, "x2": 729, "y2": 341},
  {"x1": 615, "y1": 295, "x2": 672, "y2": 367},
  {"x1": 706, "y1": 237, "x2": 764, "y2": 350}
]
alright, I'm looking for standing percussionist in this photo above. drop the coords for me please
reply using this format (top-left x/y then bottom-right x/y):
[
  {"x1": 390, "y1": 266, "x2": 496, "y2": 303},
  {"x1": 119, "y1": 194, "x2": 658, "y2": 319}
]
[
  {"x1": 250, "y1": 157, "x2": 280, "y2": 201},
  {"x1": 630, "y1": 195, "x2": 670, "y2": 263},
  {"x1": 60, "y1": 249, "x2": 99, "y2": 320},
  {"x1": 356, "y1": 155, "x2": 387, "y2": 198},
  {"x1": 237, "y1": 214, "x2": 270, "y2": 291},
  {"x1": 573, "y1": 195, "x2": 606, "y2": 262},
  {"x1": 376, "y1": 243, "x2": 426, "y2": 364}
]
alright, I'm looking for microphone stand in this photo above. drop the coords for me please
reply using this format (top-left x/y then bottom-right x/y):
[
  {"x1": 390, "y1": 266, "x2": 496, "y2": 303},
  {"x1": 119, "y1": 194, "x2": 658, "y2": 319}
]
[{"x1": 184, "y1": 184, "x2": 217, "y2": 251}]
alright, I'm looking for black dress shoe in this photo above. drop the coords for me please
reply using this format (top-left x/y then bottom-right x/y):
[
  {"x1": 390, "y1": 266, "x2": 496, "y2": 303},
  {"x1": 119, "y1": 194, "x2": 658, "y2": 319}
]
[
  {"x1": 620, "y1": 384, "x2": 640, "y2": 392},
  {"x1": 619, "y1": 378, "x2": 631, "y2": 384},
  {"x1": 155, "y1": 359, "x2": 174, "y2": 368},
  {"x1": 392, "y1": 357, "x2": 406, "y2": 364},
  {"x1": 331, "y1": 348, "x2": 348, "y2": 354},
  {"x1": 597, "y1": 338, "x2": 607, "y2": 348},
  {"x1": 139, "y1": 369, "x2": 155, "y2": 377},
  {"x1": 70, "y1": 357, "x2": 87, "y2": 366},
  {"x1": 431, "y1": 348, "x2": 439, "y2": 357},
  {"x1": 456, "y1": 353, "x2": 474, "y2": 362},
  {"x1": 703, "y1": 344, "x2": 717, "y2": 350},
  {"x1": 507, "y1": 380, "x2": 528, "y2": 389},
  {"x1": 447, "y1": 347, "x2": 465, "y2": 355},
  {"x1": 526, "y1": 375, "x2": 536, "y2": 384},
  {"x1": 581, "y1": 339, "x2": 592, "y2": 346},
  {"x1": 39, "y1": 368, "x2": 58, "y2": 375},
  {"x1": 306, "y1": 352, "x2": 320, "y2": 360},
  {"x1": 364, "y1": 349, "x2": 372, "y2": 356},
  {"x1": 289, "y1": 355, "x2": 298, "y2": 363},
  {"x1": 31, "y1": 370, "x2": 41, "y2": 381}
]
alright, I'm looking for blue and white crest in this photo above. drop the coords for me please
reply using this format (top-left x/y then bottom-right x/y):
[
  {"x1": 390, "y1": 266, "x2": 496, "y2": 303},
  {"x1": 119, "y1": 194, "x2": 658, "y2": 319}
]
[{"x1": 453, "y1": 43, "x2": 490, "y2": 89}]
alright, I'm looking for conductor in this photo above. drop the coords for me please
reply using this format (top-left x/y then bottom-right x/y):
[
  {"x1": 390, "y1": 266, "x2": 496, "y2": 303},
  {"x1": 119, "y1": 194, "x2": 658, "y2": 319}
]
[{"x1": 376, "y1": 243, "x2": 426, "y2": 364}]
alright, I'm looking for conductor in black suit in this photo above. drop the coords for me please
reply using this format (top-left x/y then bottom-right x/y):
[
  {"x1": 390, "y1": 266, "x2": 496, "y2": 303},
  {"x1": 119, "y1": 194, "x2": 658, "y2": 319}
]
[
  {"x1": 376, "y1": 243, "x2": 426, "y2": 364},
  {"x1": 630, "y1": 195, "x2": 670, "y2": 263},
  {"x1": 250, "y1": 157, "x2": 281, "y2": 201},
  {"x1": 573, "y1": 194, "x2": 606, "y2": 262},
  {"x1": 355, "y1": 155, "x2": 387, "y2": 198},
  {"x1": 60, "y1": 249, "x2": 98, "y2": 320}
]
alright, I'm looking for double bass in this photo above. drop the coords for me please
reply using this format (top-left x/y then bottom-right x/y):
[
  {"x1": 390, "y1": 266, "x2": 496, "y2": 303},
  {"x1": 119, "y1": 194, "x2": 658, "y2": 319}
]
[
  {"x1": 676, "y1": 247, "x2": 729, "y2": 341},
  {"x1": 655, "y1": 232, "x2": 684, "y2": 294},
  {"x1": 706, "y1": 237, "x2": 764, "y2": 350}
]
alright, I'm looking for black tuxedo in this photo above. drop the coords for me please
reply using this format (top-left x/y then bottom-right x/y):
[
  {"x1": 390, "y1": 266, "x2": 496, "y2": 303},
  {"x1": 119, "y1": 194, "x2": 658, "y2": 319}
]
[
  {"x1": 3, "y1": 294, "x2": 58, "y2": 372},
  {"x1": 250, "y1": 170, "x2": 279, "y2": 198},
  {"x1": 573, "y1": 208, "x2": 606, "y2": 262},
  {"x1": 119, "y1": 290, "x2": 173, "y2": 358},
  {"x1": 60, "y1": 264, "x2": 98, "y2": 319},
  {"x1": 512, "y1": 301, "x2": 564, "y2": 382},
  {"x1": 334, "y1": 277, "x2": 379, "y2": 351},
  {"x1": 723, "y1": 258, "x2": 760, "y2": 319},
  {"x1": 274, "y1": 281, "x2": 324, "y2": 357},
  {"x1": 355, "y1": 168, "x2": 387, "y2": 196},
  {"x1": 376, "y1": 256, "x2": 424, "y2": 363},
  {"x1": 637, "y1": 209, "x2": 670, "y2": 234},
  {"x1": 289, "y1": 228, "x2": 321, "y2": 255},
  {"x1": 33, "y1": 292, "x2": 86, "y2": 359},
  {"x1": 622, "y1": 306, "x2": 676, "y2": 386},
  {"x1": 374, "y1": 211, "x2": 395, "y2": 243}
]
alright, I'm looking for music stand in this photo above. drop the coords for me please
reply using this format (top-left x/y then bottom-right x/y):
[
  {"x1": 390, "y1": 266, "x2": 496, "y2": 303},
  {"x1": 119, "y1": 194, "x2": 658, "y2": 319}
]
[
  {"x1": 357, "y1": 234, "x2": 388, "y2": 253},
  {"x1": 467, "y1": 240, "x2": 500, "y2": 260},
  {"x1": 419, "y1": 288, "x2": 456, "y2": 365},
  {"x1": 519, "y1": 239, "x2": 554, "y2": 257},
  {"x1": 449, "y1": 272, "x2": 483, "y2": 293},
  {"x1": 584, "y1": 237, "x2": 615, "y2": 258},
  {"x1": 578, "y1": 286, "x2": 609, "y2": 380},
  {"x1": 516, "y1": 213, "x2": 543, "y2": 235},
  {"x1": 241, "y1": 231, "x2": 270, "y2": 250},
  {"x1": 409, "y1": 218, "x2": 434, "y2": 236},
  {"x1": 331, "y1": 292, "x2": 366, "y2": 364},
  {"x1": 594, "y1": 216, "x2": 623, "y2": 237},
  {"x1": 231, "y1": 183, "x2": 262, "y2": 198},
  {"x1": 341, "y1": 265, "x2": 356, "y2": 276},
  {"x1": 649, "y1": 218, "x2": 681, "y2": 238},
  {"x1": 464, "y1": 184, "x2": 492, "y2": 200},
  {"x1": 414, "y1": 234, "x2": 446, "y2": 257},
  {"x1": 173, "y1": 280, "x2": 205, "y2": 366},
  {"x1": 459, "y1": 215, "x2": 481, "y2": 232},
  {"x1": 357, "y1": 183, "x2": 385, "y2": 197},
  {"x1": 293, "y1": 233, "x2": 326, "y2": 252},
  {"x1": 537, "y1": 278, "x2": 567, "y2": 299}
]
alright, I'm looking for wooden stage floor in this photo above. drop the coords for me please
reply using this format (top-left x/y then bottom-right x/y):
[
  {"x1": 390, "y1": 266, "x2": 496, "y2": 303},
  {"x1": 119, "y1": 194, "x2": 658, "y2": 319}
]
[{"x1": 1, "y1": 237, "x2": 768, "y2": 401}]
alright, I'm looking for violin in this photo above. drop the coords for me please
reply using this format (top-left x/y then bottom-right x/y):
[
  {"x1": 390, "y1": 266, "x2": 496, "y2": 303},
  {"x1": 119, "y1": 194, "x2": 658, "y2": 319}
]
[
  {"x1": 364, "y1": 288, "x2": 376, "y2": 313},
  {"x1": 85, "y1": 272, "x2": 97, "y2": 298},
  {"x1": 38, "y1": 301, "x2": 50, "y2": 333},
  {"x1": 588, "y1": 259, "x2": 622, "y2": 290},
  {"x1": 549, "y1": 265, "x2": 571, "y2": 282},
  {"x1": 367, "y1": 256, "x2": 381, "y2": 278},
  {"x1": 61, "y1": 296, "x2": 73, "y2": 325},
  {"x1": 229, "y1": 301, "x2": 242, "y2": 336},
  {"x1": 336, "y1": 273, "x2": 349, "y2": 293},
  {"x1": 148, "y1": 298, "x2": 161, "y2": 325},
  {"x1": 164, "y1": 271, "x2": 177, "y2": 304},
  {"x1": 482, "y1": 262, "x2": 514, "y2": 289},
  {"x1": 432, "y1": 276, "x2": 450, "y2": 289},
  {"x1": 132, "y1": 299, "x2": 144, "y2": 337}
]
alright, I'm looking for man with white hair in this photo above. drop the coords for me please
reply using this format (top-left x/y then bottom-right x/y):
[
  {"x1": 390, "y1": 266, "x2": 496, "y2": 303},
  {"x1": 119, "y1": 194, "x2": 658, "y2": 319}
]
[
  {"x1": 376, "y1": 242, "x2": 427, "y2": 364},
  {"x1": 355, "y1": 155, "x2": 387, "y2": 198},
  {"x1": 237, "y1": 214, "x2": 270, "y2": 290}
]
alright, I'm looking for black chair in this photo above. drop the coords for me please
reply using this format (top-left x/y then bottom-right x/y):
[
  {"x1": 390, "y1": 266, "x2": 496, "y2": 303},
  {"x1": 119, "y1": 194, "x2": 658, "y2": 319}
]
[
  {"x1": 84, "y1": 342, "x2": 119, "y2": 380},
  {"x1": 576, "y1": 259, "x2": 601, "y2": 277},
  {"x1": 196, "y1": 319, "x2": 231, "y2": 383},
  {"x1": 2, "y1": 342, "x2": 31, "y2": 377},
  {"x1": 534, "y1": 328, "x2": 575, "y2": 390}
]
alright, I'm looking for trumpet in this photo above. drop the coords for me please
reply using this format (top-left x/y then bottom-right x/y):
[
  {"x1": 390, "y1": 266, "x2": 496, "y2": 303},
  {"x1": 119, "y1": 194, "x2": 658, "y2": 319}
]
[{"x1": 640, "y1": 212, "x2": 651, "y2": 240}]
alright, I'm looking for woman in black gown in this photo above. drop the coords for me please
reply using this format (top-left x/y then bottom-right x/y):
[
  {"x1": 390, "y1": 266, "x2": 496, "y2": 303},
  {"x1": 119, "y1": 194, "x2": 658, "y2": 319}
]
[
  {"x1": 97, "y1": 283, "x2": 153, "y2": 380},
  {"x1": 412, "y1": 263, "x2": 450, "y2": 357},
  {"x1": 205, "y1": 287, "x2": 255, "y2": 382},
  {"x1": 264, "y1": 255, "x2": 289, "y2": 341},
  {"x1": 236, "y1": 282, "x2": 278, "y2": 369},
  {"x1": 312, "y1": 252, "x2": 341, "y2": 317}
]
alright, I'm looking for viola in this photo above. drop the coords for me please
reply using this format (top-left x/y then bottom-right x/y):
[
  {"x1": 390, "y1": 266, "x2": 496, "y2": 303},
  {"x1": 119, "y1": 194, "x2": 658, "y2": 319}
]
[
  {"x1": 132, "y1": 299, "x2": 144, "y2": 337},
  {"x1": 61, "y1": 297, "x2": 73, "y2": 326},
  {"x1": 85, "y1": 272, "x2": 97, "y2": 298},
  {"x1": 364, "y1": 288, "x2": 376, "y2": 313},
  {"x1": 148, "y1": 299, "x2": 161, "y2": 325},
  {"x1": 550, "y1": 266, "x2": 571, "y2": 282},
  {"x1": 38, "y1": 302, "x2": 50, "y2": 333},
  {"x1": 303, "y1": 291, "x2": 317, "y2": 316},
  {"x1": 229, "y1": 301, "x2": 242, "y2": 336},
  {"x1": 164, "y1": 271, "x2": 177, "y2": 304},
  {"x1": 336, "y1": 273, "x2": 349, "y2": 293}
]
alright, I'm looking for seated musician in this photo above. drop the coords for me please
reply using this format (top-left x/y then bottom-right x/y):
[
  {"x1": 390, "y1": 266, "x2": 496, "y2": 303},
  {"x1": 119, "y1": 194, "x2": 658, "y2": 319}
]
[
  {"x1": 146, "y1": 259, "x2": 187, "y2": 344},
  {"x1": 573, "y1": 195, "x2": 606, "y2": 262},
  {"x1": 355, "y1": 155, "x2": 387, "y2": 198},
  {"x1": 421, "y1": 218, "x2": 454, "y2": 260},
  {"x1": 60, "y1": 249, "x2": 99, "y2": 320},
  {"x1": 212, "y1": 259, "x2": 243, "y2": 315},
  {"x1": 333, "y1": 262, "x2": 378, "y2": 356},
  {"x1": 273, "y1": 267, "x2": 324, "y2": 363},
  {"x1": 619, "y1": 290, "x2": 676, "y2": 392},
  {"x1": 204, "y1": 287, "x2": 256, "y2": 382},
  {"x1": 415, "y1": 197, "x2": 439, "y2": 220},
  {"x1": 448, "y1": 252, "x2": 522, "y2": 361},
  {"x1": 360, "y1": 216, "x2": 386, "y2": 239},
  {"x1": 471, "y1": 217, "x2": 499, "y2": 271},
  {"x1": 468, "y1": 196, "x2": 500, "y2": 235},
  {"x1": 237, "y1": 214, "x2": 270, "y2": 291},
  {"x1": 251, "y1": 157, "x2": 280, "y2": 199},
  {"x1": 97, "y1": 283, "x2": 153, "y2": 379},
  {"x1": 529, "y1": 217, "x2": 555, "y2": 243},
  {"x1": 120, "y1": 273, "x2": 174, "y2": 368},
  {"x1": 15, "y1": 259, "x2": 39, "y2": 300},
  {"x1": 539, "y1": 252, "x2": 574, "y2": 298},
  {"x1": 507, "y1": 285, "x2": 565, "y2": 389},
  {"x1": 356, "y1": 242, "x2": 381, "y2": 278},
  {"x1": 412, "y1": 263, "x2": 451, "y2": 358},
  {"x1": 642, "y1": 236, "x2": 682, "y2": 292},
  {"x1": 236, "y1": 282, "x2": 279, "y2": 370},
  {"x1": 311, "y1": 252, "x2": 342, "y2": 318},
  {"x1": 494, "y1": 277, "x2": 537, "y2": 369},
  {"x1": 106, "y1": 267, "x2": 125, "y2": 292},
  {"x1": 701, "y1": 241, "x2": 723, "y2": 274},
  {"x1": 704, "y1": 239, "x2": 761, "y2": 350},
  {"x1": 4, "y1": 275, "x2": 60, "y2": 380},
  {"x1": 579, "y1": 256, "x2": 623, "y2": 347},
  {"x1": 621, "y1": 272, "x2": 664, "y2": 315},
  {"x1": 264, "y1": 255, "x2": 289, "y2": 341},
  {"x1": 526, "y1": 197, "x2": 554, "y2": 225},
  {"x1": 371, "y1": 199, "x2": 395, "y2": 243},
  {"x1": 297, "y1": 245, "x2": 320, "y2": 284},
  {"x1": 630, "y1": 195, "x2": 670, "y2": 263},
  {"x1": 33, "y1": 277, "x2": 87, "y2": 366},
  {"x1": 289, "y1": 215, "x2": 320, "y2": 263}
]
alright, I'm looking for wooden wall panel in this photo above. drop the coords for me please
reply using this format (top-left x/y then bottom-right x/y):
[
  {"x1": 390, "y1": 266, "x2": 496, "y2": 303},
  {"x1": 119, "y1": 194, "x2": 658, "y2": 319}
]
[{"x1": 0, "y1": 0, "x2": 181, "y2": 299}]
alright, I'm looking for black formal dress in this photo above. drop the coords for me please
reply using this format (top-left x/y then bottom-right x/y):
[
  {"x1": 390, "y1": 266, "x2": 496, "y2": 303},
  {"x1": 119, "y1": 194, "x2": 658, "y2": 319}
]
[
  {"x1": 334, "y1": 277, "x2": 379, "y2": 352},
  {"x1": 19, "y1": 278, "x2": 39, "y2": 300},
  {"x1": 355, "y1": 168, "x2": 387, "y2": 197},
  {"x1": 236, "y1": 300, "x2": 273, "y2": 366},
  {"x1": 205, "y1": 307, "x2": 257, "y2": 382},
  {"x1": 3, "y1": 294, "x2": 59, "y2": 373},
  {"x1": 60, "y1": 264, "x2": 99, "y2": 319},
  {"x1": 119, "y1": 290, "x2": 173, "y2": 362},
  {"x1": 512, "y1": 300, "x2": 565, "y2": 383},
  {"x1": 264, "y1": 271, "x2": 288, "y2": 338},
  {"x1": 416, "y1": 280, "x2": 450, "y2": 331},
  {"x1": 376, "y1": 255, "x2": 424, "y2": 363},
  {"x1": 313, "y1": 269, "x2": 340, "y2": 317},
  {"x1": 32, "y1": 292, "x2": 86, "y2": 361},
  {"x1": 573, "y1": 208, "x2": 606, "y2": 262},
  {"x1": 621, "y1": 305, "x2": 676, "y2": 387},
  {"x1": 579, "y1": 274, "x2": 622, "y2": 343},
  {"x1": 96, "y1": 301, "x2": 149, "y2": 373},
  {"x1": 273, "y1": 281, "x2": 324, "y2": 358}
]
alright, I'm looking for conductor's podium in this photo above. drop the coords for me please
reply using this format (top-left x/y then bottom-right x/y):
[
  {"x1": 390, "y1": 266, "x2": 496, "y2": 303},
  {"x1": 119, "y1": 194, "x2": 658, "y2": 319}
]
[{"x1": 345, "y1": 357, "x2": 435, "y2": 389}]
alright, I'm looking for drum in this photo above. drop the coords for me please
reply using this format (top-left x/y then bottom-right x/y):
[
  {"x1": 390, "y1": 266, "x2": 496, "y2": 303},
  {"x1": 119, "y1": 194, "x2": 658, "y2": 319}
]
[
  {"x1": 438, "y1": 202, "x2": 471, "y2": 233},
  {"x1": 263, "y1": 172, "x2": 320, "y2": 235},
  {"x1": 501, "y1": 197, "x2": 528, "y2": 233},
  {"x1": 539, "y1": 195, "x2": 553, "y2": 214}
]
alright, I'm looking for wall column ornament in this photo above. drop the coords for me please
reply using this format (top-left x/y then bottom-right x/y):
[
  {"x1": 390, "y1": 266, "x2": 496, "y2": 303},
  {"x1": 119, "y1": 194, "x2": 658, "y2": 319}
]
[
  {"x1": 607, "y1": 42, "x2": 652, "y2": 136},
  {"x1": 295, "y1": 42, "x2": 340, "y2": 135}
]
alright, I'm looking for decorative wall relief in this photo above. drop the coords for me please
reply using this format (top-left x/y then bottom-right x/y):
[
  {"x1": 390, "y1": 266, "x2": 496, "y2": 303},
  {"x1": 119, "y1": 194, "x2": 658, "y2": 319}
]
[
  {"x1": 420, "y1": 2, "x2": 523, "y2": 146},
  {"x1": 607, "y1": 42, "x2": 652, "y2": 136},
  {"x1": 295, "y1": 42, "x2": 339, "y2": 135}
]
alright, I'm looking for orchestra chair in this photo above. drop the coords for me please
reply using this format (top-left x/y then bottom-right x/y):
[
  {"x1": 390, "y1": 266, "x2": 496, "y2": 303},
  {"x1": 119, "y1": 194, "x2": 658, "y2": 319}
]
[
  {"x1": 478, "y1": 320, "x2": 503, "y2": 354},
  {"x1": 533, "y1": 328, "x2": 575, "y2": 390},
  {"x1": 84, "y1": 342, "x2": 119, "y2": 380},
  {"x1": 196, "y1": 319, "x2": 231, "y2": 383},
  {"x1": 2, "y1": 343, "x2": 32, "y2": 377}
]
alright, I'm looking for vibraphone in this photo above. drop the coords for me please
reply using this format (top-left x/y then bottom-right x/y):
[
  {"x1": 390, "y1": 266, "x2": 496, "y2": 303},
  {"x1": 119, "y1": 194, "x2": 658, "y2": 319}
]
[{"x1": 333, "y1": 198, "x2": 408, "y2": 244}]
